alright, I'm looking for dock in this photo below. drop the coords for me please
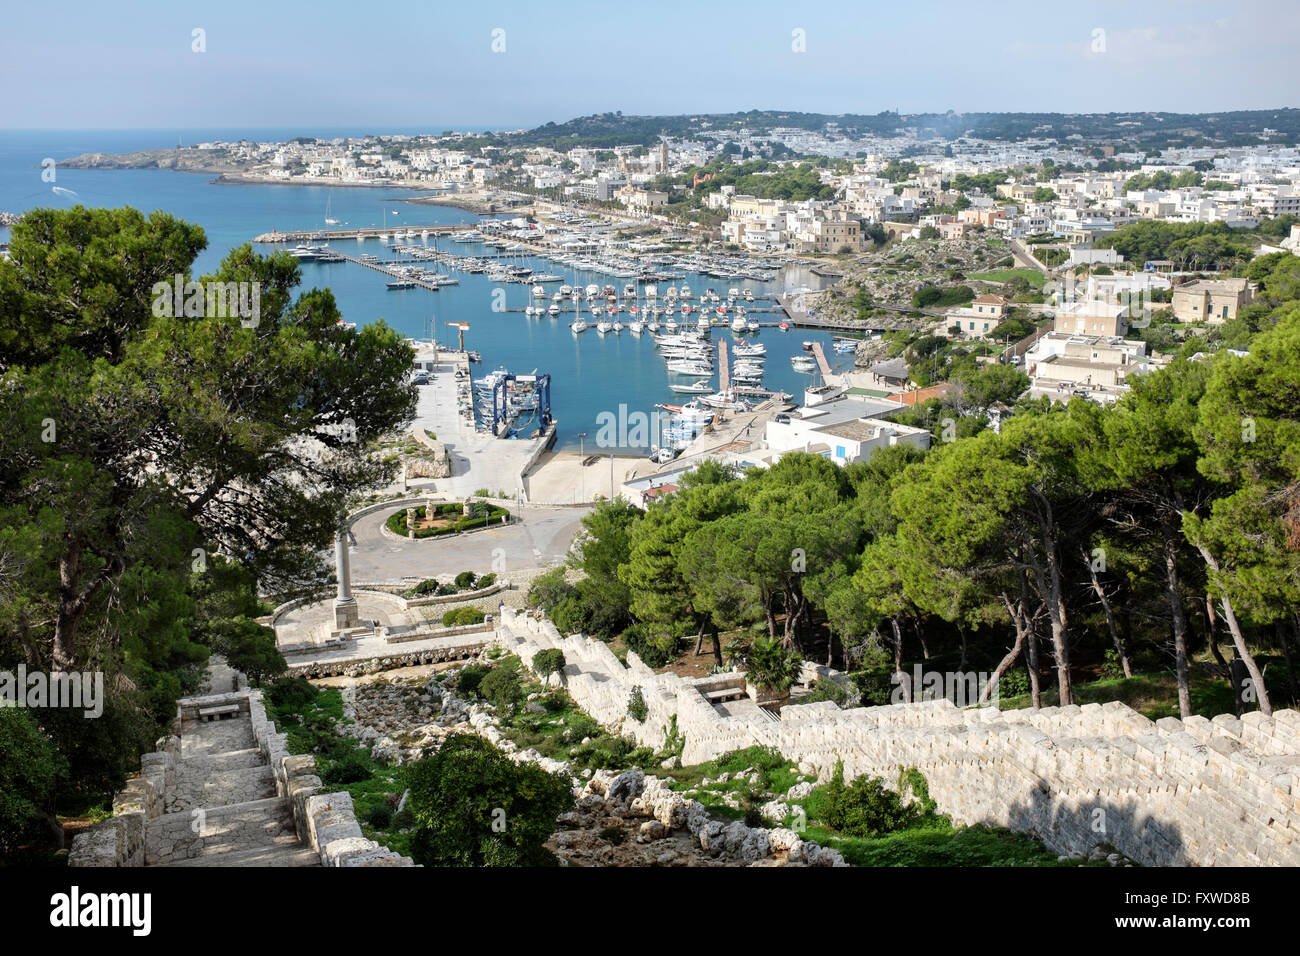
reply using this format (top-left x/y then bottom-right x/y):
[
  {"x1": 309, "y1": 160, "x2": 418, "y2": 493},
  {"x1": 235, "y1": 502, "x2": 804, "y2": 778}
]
[
  {"x1": 810, "y1": 341, "x2": 834, "y2": 380},
  {"x1": 332, "y1": 251, "x2": 455, "y2": 292},
  {"x1": 253, "y1": 224, "x2": 478, "y2": 243},
  {"x1": 718, "y1": 339, "x2": 730, "y2": 392}
]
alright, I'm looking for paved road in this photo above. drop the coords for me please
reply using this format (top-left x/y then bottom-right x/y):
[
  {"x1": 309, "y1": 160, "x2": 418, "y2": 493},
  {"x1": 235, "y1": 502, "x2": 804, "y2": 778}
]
[{"x1": 346, "y1": 503, "x2": 587, "y2": 582}]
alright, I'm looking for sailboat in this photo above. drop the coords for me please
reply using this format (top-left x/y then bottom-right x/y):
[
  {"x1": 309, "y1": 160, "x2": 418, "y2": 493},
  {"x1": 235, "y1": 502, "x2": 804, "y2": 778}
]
[{"x1": 324, "y1": 194, "x2": 340, "y2": 226}]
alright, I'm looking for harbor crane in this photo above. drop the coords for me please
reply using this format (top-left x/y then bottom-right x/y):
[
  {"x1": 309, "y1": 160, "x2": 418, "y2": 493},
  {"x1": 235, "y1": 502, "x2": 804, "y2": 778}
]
[{"x1": 445, "y1": 321, "x2": 470, "y2": 351}]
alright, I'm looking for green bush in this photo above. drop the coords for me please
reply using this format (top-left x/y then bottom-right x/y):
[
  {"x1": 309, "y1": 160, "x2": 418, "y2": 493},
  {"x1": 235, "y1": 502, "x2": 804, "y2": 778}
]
[
  {"x1": 410, "y1": 578, "x2": 442, "y2": 596},
  {"x1": 365, "y1": 803, "x2": 394, "y2": 829},
  {"x1": 406, "y1": 733, "x2": 574, "y2": 866},
  {"x1": 745, "y1": 635, "x2": 803, "y2": 694},
  {"x1": 627, "y1": 686, "x2": 648, "y2": 723},
  {"x1": 621, "y1": 622, "x2": 678, "y2": 667},
  {"x1": 454, "y1": 571, "x2": 478, "y2": 590},
  {"x1": 527, "y1": 566, "x2": 574, "y2": 611},
  {"x1": 480, "y1": 668, "x2": 522, "y2": 714},
  {"x1": 442, "y1": 607, "x2": 486, "y2": 628},
  {"x1": 322, "y1": 753, "x2": 373, "y2": 785},
  {"x1": 808, "y1": 760, "x2": 920, "y2": 838},
  {"x1": 476, "y1": 573, "x2": 497, "y2": 589},
  {"x1": 0, "y1": 708, "x2": 68, "y2": 857},
  {"x1": 563, "y1": 713, "x2": 602, "y2": 745},
  {"x1": 456, "y1": 664, "x2": 492, "y2": 697},
  {"x1": 267, "y1": 676, "x2": 319, "y2": 713}
]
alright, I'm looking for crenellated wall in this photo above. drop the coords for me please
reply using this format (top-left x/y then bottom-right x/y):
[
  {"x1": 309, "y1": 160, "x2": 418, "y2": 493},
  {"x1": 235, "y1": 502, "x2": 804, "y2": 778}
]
[{"x1": 495, "y1": 609, "x2": 1300, "y2": 867}]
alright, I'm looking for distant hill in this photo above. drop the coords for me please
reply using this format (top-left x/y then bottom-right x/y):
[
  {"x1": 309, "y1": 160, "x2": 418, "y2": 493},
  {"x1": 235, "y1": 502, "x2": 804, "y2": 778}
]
[{"x1": 492, "y1": 108, "x2": 1300, "y2": 150}]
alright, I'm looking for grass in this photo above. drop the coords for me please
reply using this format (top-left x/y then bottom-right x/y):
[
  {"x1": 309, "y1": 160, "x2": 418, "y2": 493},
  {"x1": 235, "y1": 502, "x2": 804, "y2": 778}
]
[
  {"x1": 969, "y1": 268, "x2": 1048, "y2": 289},
  {"x1": 994, "y1": 671, "x2": 1238, "y2": 720}
]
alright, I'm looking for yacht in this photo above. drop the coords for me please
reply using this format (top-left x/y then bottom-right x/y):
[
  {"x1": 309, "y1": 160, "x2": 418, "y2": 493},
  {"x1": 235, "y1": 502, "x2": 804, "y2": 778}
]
[
  {"x1": 647, "y1": 320, "x2": 661, "y2": 332},
  {"x1": 571, "y1": 318, "x2": 588, "y2": 334},
  {"x1": 533, "y1": 285, "x2": 546, "y2": 298},
  {"x1": 596, "y1": 320, "x2": 614, "y2": 335},
  {"x1": 611, "y1": 320, "x2": 624, "y2": 332},
  {"x1": 696, "y1": 315, "x2": 711, "y2": 332},
  {"x1": 668, "y1": 380, "x2": 712, "y2": 394},
  {"x1": 680, "y1": 284, "x2": 692, "y2": 299},
  {"x1": 667, "y1": 359, "x2": 714, "y2": 376},
  {"x1": 629, "y1": 319, "x2": 646, "y2": 335},
  {"x1": 731, "y1": 315, "x2": 748, "y2": 333},
  {"x1": 548, "y1": 304, "x2": 561, "y2": 317}
]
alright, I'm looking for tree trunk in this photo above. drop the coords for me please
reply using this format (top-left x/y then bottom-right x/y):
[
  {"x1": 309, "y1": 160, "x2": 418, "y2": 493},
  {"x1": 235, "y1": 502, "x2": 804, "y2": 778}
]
[
  {"x1": 981, "y1": 593, "x2": 1027, "y2": 704},
  {"x1": 1206, "y1": 596, "x2": 1229, "y2": 670},
  {"x1": 1028, "y1": 501, "x2": 1072, "y2": 705},
  {"x1": 1196, "y1": 544, "x2": 1273, "y2": 716},
  {"x1": 1163, "y1": 536, "x2": 1193, "y2": 718},
  {"x1": 1018, "y1": 569, "x2": 1043, "y2": 708},
  {"x1": 711, "y1": 626, "x2": 724, "y2": 668},
  {"x1": 693, "y1": 619, "x2": 707, "y2": 656},
  {"x1": 890, "y1": 616, "x2": 909, "y2": 703},
  {"x1": 1083, "y1": 547, "x2": 1131, "y2": 678}
]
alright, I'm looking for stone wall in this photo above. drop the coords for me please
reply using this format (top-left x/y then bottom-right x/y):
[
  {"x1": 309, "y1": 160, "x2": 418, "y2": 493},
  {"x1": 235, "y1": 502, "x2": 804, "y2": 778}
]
[{"x1": 495, "y1": 609, "x2": 1300, "y2": 867}]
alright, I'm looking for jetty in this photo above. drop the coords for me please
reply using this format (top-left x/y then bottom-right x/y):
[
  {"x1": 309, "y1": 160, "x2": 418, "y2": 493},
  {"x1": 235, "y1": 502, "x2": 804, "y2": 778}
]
[{"x1": 252, "y1": 224, "x2": 478, "y2": 243}]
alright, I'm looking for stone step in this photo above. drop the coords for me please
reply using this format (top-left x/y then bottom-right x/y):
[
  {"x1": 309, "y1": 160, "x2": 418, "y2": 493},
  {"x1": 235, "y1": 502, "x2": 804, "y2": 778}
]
[
  {"x1": 165, "y1": 764, "x2": 278, "y2": 813},
  {"x1": 176, "y1": 747, "x2": 266, "y2": 774},
  {"x1": 157, "y1": 842, "x2": 320, "y2": 867},
  {"x1": 145, "y1": 796, "x2": 297, "y2": 866}
]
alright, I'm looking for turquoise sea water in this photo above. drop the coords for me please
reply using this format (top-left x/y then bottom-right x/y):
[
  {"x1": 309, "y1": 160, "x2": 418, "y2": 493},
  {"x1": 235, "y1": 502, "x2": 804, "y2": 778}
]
[{"x1": 1, "y1": 129, "x2": 851, "y2": 450}]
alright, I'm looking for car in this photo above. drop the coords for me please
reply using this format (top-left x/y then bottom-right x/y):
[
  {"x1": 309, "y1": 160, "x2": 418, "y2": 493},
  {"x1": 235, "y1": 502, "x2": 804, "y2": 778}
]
[
  {"x1": 412, "y1": 374, "x2": 430, "y2": 385},
  {"x1": 1071, "y1": 388, "x2": 1091, "y2": 399},
  {"x1": 774, "y1": 413, "x2": 791, "y2": 424}
]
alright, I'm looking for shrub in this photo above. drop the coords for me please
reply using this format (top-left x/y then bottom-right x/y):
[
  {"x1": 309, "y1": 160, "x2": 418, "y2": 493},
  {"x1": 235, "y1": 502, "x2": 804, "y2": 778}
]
[
  {"x1": 627, "y1": 686, "x2": 648, "y2": 723},
  {"x1": 410, "y1": 578, "x2": 442, "y2": 596},
  {"x1": 527, "y1": 566, "x2": 574, "y2": 611},
  {"x1": 476, "y1": 573, "x2": 497, "y2": 589},
  {"x1": 744, "y1": 635, "x2": 803, "y2": 694},
  {"x1": 365, "y1": 804, "x2": 394, "y2": 829},
  {"x1": 456, "y1": 664, "x2": 492, "y2": 697},
  {"x1": 802, "y1": 678, "x2": 849, "y2": 707},
  {"x1": 621, "y1": 622, "x2": 678, "y2": 667},
  {"x1": 480, "y1": 668, "x2": 522, "y2": 714},
  {"x1": 599, "y1": 825, "x2": 626, "y2": 845},
  {"x1": 808, "y1": 760, "x2": 920, "y2": 838},
  {"x1": 322, "y1": 753, "x2": 373, "y2": 785},
  {"x1": 442, "y1": 607, "x2": 486, "y2": 628},
  {"x1": 0, "y1": 708, "x2": 68, "y2": 857},
  {"x1": 563, "y1": 713, "x2": 602, "y2": 745},
  {"x1": 406, "y1": 733, "x2": 574, "y2": 866},
  {"x1": 531, "y1": 649, "x2": 566, "y2": 681},
  {"x1": 267, "y1": 676, "x2": 319, "y2": 713},
  {"x1": 454, "y1": 571, "x2": 478, "y2": 590}
]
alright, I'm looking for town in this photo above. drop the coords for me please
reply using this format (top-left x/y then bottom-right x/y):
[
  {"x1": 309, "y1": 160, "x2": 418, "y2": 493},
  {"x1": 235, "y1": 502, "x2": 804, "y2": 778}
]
[{"x1": 0, "y1": 3, "x2": 1297, "y2": 935}]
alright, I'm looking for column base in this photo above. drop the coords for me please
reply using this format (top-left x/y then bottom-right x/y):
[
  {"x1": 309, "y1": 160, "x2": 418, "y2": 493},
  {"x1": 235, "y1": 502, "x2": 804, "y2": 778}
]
[{"x1": 334, "y1": 597, "x2": 359, "y2": 630}]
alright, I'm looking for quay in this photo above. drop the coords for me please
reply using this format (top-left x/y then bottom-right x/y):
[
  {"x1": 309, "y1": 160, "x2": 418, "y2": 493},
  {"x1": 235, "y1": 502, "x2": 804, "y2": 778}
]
[{"x1": 252, "y1": 224, "x2": 478, "y2": 243}]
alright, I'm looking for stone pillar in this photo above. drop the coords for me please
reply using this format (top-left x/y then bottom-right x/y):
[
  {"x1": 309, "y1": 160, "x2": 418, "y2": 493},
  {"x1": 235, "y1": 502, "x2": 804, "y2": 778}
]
[
  {"x1": 334, "y1": 526, "x2": 359, "y2": 629},
  {"x1": 406, "y1": 507, "x2": 418, "y2": 539}
]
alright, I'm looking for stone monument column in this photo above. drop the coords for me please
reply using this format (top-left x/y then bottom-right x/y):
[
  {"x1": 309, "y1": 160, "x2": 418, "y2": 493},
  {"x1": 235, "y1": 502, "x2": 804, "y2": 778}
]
[{"x1": 334, "y1": 524, "x2": 359, "y2": 629}]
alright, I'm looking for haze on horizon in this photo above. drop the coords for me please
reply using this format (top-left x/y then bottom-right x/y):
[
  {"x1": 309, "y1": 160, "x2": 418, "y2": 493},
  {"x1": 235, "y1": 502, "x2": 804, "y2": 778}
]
[{"x1": 2, "y1": 0, "x2": 1298, "y2": 131}]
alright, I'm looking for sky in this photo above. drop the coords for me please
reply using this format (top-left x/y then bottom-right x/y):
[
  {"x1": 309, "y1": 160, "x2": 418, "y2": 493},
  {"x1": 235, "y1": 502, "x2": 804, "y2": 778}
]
[{"x1": 2, "y1": 0, "x2": 1297, "y2": 130}]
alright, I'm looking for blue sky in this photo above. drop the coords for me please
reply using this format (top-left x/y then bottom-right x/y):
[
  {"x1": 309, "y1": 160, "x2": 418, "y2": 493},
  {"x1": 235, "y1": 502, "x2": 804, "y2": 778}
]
[{"x1": 2, "y1": 0, "x2": 1296, "y2": 129}]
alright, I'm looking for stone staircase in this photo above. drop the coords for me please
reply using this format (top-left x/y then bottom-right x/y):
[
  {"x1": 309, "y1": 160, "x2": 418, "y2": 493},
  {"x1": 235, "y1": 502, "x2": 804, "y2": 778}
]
[
  {"x1": 70, "y1": 659, "x2": 413, "y2": 868},
  {"x1": 147, "y1": 711, "x2": 319, "y2": 868}
]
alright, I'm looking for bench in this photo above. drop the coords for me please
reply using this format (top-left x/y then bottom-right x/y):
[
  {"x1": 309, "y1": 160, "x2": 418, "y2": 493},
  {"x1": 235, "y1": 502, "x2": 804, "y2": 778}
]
[{"x1": 197, "y1": 704, "x2": 241, "y2": 722}]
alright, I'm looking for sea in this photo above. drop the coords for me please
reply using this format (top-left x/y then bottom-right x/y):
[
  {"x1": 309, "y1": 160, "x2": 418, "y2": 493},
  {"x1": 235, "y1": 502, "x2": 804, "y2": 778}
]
[{"x1": 0, "y1": 128, "x2": 850, "y2": 451}]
